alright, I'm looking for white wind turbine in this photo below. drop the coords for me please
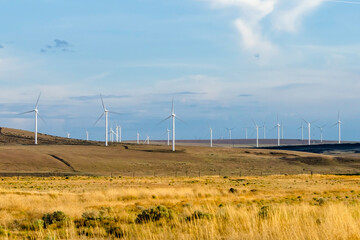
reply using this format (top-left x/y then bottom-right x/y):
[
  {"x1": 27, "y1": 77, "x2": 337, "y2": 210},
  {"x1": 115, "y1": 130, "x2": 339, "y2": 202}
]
[
  {"x1": 274, "y1": 117, "x2": 281, "y2": 146},
  {"x1": 263, "y1": 122, "x2": 266, "y2": 139},
  {"x1": 86, "y1": 130, "x2": 89, "y2": 141},
  {"x1": 245, "y1": 127, "x2": 248, "y2": 140},
  {"x1": 160, "y1": 98, "x2": 183, "y2": 152},
  {"x1": 167, "y1": 128, "x2": 170, "y2": 146},
  {"x1": 94, "y1": 94, "x2": 120, "y2": 146},
  {"x1": 226, "y1": 127, "x2": 235, "y2": 140},
  {"x1": 137, "y1": 131, "x2": 140, "y2": 144},
  {"x1": 253, "y1": 121, "x2": 261, "y2": 148},
  {"x1": 210, "y1": 127, "x2": 213, "y2": 148},
  {"x1": 332, "y1": 112, "x2": 342, "y2": 144},
  {"x1": 316, "y1": 124, "x2": 326, "y2": 143},
  {"x1": 19, "y1": 93, "x2": 43, "y2": 145},
  {"x1": 303, "y1": 118, "x2": 316, "y2": 145},
  {"x1": 298, "y1": 122, "x2": 304, "y2": 141}
]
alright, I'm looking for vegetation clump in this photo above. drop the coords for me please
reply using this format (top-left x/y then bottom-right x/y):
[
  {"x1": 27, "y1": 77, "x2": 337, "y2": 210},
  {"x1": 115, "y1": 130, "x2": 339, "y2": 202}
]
[
  {"x1": 258, "y1": 206, "x2": 270, "y2": 219},
  {"x1": 135, "y1": 205, "x2": 174, "y2": 223},
  {"x1": 42, "y1": 211, "x2": 67, "y2": 228},
  {"x1": 229, "y1": 188, "x2": 238, "y2": 194},
  {"x1": 186, "y1": 211, "x2": 213, "y2": 221}
]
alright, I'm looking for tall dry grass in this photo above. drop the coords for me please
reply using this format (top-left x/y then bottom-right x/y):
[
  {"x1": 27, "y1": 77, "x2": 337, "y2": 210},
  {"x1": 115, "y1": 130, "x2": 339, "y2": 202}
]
[{"x1": 0, "y1": 175, "x2": 359, "y2": 239}]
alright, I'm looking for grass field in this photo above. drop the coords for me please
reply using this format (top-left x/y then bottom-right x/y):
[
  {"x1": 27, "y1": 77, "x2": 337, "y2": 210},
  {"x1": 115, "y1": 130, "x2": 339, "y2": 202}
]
[
  {"x1": 1, "y1": 127, "x2": 360, "y2": 239},
  {"x1": 0, "y1": 175, "x2": 359, "y2": 239}
]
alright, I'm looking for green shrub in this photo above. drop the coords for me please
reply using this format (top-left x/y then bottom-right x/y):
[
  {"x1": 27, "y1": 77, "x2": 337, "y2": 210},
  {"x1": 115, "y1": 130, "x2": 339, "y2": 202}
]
[
  {"x1": 135, "y1": 205, "x2": 174, "y2": 224},
  {"x1": 42, "y1": 211, "x2": 67, "y2": 228},
  {"x1": 186, "y1": 211, "x2": 213, "y2": 221},
  {"x1": 258, "y1": 206, "x2": 270, "y2": 219}
]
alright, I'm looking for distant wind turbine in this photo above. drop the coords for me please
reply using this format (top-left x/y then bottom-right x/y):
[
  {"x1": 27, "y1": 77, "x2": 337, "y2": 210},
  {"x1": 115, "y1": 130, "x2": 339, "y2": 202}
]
[
  {"x1": 94, "y1": 94, "x2": 120, "y2": 146},
  {"x1": 226, "y1": 127, "x2": 235, "y2": 140},
  {"x1": 253, "y1": 121, "x2": 261, "y2": 148},
  {"x1": 210, "y1": 127, "x2": 213, "y2": 148},
  {"x1": 316, "y1": 124, "x2": 326, "y2": 143},
  {"x1": 298, "y1": 123, "x2": 304, "y2": 141},
  {"x1": 160, "y1": 98, "x2": 183, "y2": 152},
  {"x1": 303, "y1": 118, "x2": 317, "y2": 145},
  {"x1": 245, "y1": 127, "x2": 248, "y2": 140},
  {"x1": 137, "y1": 131, "x2": 140, "y2": 144},
  {"x1": 86, "y1": 130, "x2": 89, "y2": 141},
  {"x1": 263, "y1": 122, "x2": 266, "y2": 139},
  {"x1": 19, "y1": 93, "x2": 43, "y2": 145},
  {"x1": 332, "y1": 112, "x2": 342, "y2": 144},
  {"x1": 274, "y1": 117, "x2": 281, "y2": 146}
]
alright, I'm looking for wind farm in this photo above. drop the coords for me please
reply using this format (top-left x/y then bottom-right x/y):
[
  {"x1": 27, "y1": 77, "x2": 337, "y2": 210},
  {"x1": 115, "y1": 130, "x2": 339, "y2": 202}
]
[{"x1": 1, "y1": 0, "x2": 360, "y2": 239}]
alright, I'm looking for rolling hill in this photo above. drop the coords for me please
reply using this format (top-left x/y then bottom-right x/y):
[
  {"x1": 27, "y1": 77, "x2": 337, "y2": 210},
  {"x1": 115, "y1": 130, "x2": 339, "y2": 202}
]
[{"x1": 0, "y1": 127, "x2": 359, "y2": 176}]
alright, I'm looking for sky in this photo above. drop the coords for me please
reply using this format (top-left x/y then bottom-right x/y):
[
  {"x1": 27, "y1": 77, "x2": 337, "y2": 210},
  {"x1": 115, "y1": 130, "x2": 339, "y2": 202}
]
[{"x1": 0, "y1": 0, "x2": 360, "y2": 142}]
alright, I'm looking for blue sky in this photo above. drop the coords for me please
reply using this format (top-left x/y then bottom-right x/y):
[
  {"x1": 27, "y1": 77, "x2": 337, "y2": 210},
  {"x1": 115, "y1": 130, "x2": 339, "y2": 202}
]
[{"x1": 0, "y1": 0, "x2": 360, "y2": 141}]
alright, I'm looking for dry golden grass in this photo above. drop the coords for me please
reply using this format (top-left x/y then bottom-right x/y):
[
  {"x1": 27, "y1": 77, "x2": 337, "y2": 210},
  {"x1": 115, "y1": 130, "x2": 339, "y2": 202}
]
[{"x1": 0, "y1": 175, "x2": 359, "y2": 239}]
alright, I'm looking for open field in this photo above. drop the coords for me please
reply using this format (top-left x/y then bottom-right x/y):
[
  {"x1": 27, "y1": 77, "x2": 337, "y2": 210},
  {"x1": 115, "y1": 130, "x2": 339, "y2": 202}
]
[
  {"x1": 0, "y1": 175, "x2": 359, "y2": 239},
  {"x1": 1, "y1": 128, "x2": 360, "y2": 239}
]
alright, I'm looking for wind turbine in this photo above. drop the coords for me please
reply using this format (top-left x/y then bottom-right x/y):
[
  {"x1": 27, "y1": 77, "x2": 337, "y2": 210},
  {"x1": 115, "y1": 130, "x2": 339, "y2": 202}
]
[
  {"x1": 167, "y1": 128, "x2": 170, "y2": 146},
  {"x1": 226, "y1": 127, "x2": 235, "y2": 140},
  {"x1": 137, "y1": 131, "x2": 140, "y2": 144},
  {"x1": 316, "y1": 124, "x2": 326, "y2": 143},
  {"x1": 274, "y1": 117, "x2": 281, "y2": 146},
  {"x1": 253, "y1": 121, "x2": 261, "y2": 148},
  {"x1": 332, "y1": 112, "x2": 342, "y2": 144},
  {"x1": 245, "y1": 127, "x2": 248, "y2": 140},
  {"x1": 94, "y1": 94, "x2": 120, "y2": 146},
  {"x1": 160, "y1": 98, "x2": 182, "y2": 152},
  {"x1": 19, "y1": 93, "x2": 43, "y2": 145},
  {"x1": 303, "y1": 118, "x2": 316, "y2": 145},
  {"x1": 210, "y1": 127, "x2": 213, "y2": 148},
  {"x1": 86, "y1": 130, "x2": 89, "y2": 141},
  {"x1": 298, "y1": 123, "x2": 304, "y2": 141},
  {"x1": 263, "y1": 122, "x2": 266, "y2": 139}
]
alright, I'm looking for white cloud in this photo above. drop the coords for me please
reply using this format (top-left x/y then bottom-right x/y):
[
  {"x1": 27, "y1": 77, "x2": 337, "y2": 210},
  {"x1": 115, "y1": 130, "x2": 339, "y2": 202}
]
[
  {"x1": 274, "y1": 0, "x2": 325, "y2": 32},
  {"x1": 203, "y1": 0, "x2": 325, "y2": 53}
]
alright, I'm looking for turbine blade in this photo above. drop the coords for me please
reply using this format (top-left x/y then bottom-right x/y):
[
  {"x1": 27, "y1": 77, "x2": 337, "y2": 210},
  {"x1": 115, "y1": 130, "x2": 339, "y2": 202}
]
[
  {"x1": 108, "y1": 111, "x2": 122, "y2": 115},
  {"x1": 100, "y1": 94, "x2": 106, "y2": 110},
  {"x1": 175, "y1": 116, "x2": 186, "y2": 124},
  {"x1": 37, "y1": 113, "x2": 47, "y2": 125},
  {"x1": 94, "y1": 112, "x2": 105, "y2": 125},
  {"x1": 158, "y1": 115, "x2": 172, "y2": 125},
  {"x1": 35, "y1": 93, "x2": 41, "y2": 109},
  {"x1": 18, "y1": 110, "x2": 35, "y2": 115}
]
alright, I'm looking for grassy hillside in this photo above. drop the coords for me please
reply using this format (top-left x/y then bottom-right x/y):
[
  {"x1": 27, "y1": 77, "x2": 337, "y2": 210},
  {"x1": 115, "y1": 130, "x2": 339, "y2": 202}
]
[{"x1": 0, "y1": 127, "x2": 359, "y2": 176}]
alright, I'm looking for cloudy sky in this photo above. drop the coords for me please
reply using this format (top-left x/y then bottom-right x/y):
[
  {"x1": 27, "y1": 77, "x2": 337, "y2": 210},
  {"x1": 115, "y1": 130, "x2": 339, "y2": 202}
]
[{"x1": 0, "y1": 0, "x2": 360, "y2": 141}]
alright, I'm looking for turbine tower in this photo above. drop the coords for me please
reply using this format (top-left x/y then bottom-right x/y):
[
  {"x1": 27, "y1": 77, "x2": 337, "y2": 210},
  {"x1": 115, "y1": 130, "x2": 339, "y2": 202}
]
[
  {"x1": 316, "y1": 124, "x2": 326, "y2": 143},
  {"x1": 94, "y1": 94, "x2": 120, "y2": 146},
  {"x1": 253, "y1": 121, "x2": 261, "y2": 148},
  {"x1": 210, "y1": 127, "x2": 213, "y2": 148},
  {"x1": 334, "y1": 113, "x2": 342, "y2": 144},
  {"x1": 274, "y1": 117, "x2": 281, "y2": 146},
  {"x1": 298, "y1": 123, "x2": 304, "y2": 141},
  {"x1": 167, "y1": 128, "x2": 170, "y2": 146},
  {"x1": 86, "y1": 130, "x2": 89, "y2": 141},
  {"x1": 263, "y1": 122, "x2": 266, "y2": 139},
  {"x1": 19, "y1": 93, "x2": 42, "y2": 145},
  {"x1": 137, "y1": 131, "x2": 140, "y2": 144},
  {"x1": 226, "y1": 127, "x2": 235, "y2": 140},
  {"x1": 160, "y1": 98, "x2": 182, "y2": 152},
  {"x1": 302, "y1": 119, "x2": 316, "y2": 145},
  {"x1": 245, "y1": 127, "x2": 248, "y2": 140}
]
